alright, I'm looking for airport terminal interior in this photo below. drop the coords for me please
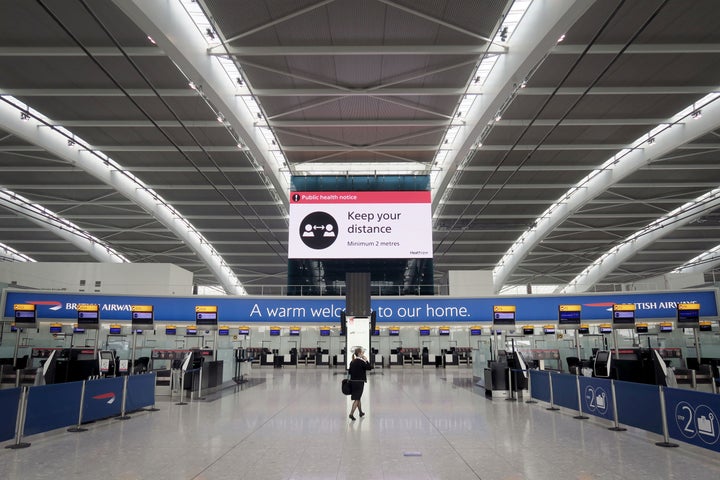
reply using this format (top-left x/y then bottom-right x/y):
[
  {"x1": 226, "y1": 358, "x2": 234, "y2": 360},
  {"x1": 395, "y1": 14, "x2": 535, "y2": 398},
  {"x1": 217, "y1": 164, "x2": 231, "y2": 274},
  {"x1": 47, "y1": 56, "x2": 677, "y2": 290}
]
[{"x1": 2, "y1": 0, "x2": 720, "y2": 478}]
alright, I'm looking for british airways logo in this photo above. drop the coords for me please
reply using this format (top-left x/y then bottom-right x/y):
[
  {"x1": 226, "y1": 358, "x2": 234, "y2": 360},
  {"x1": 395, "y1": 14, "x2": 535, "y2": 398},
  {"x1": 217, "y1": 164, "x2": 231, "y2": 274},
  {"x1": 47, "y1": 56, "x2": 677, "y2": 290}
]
[
  {"x1": 27, "y1": 300, "x2": 63, "y2": 311},
  {"x1": 92, "y1": 392, "x2": 116, "y2": 404}
]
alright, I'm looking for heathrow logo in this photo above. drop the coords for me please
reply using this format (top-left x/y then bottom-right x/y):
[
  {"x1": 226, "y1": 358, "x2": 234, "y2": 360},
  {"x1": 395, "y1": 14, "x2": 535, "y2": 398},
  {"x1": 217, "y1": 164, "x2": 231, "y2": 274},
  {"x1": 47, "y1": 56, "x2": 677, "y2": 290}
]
[
  {"x1": 27, "y1": 300, "x2": 63, "y2": 311},
  {"x1": 92, "y1": 392, "x2": 116, "y2": 405}
]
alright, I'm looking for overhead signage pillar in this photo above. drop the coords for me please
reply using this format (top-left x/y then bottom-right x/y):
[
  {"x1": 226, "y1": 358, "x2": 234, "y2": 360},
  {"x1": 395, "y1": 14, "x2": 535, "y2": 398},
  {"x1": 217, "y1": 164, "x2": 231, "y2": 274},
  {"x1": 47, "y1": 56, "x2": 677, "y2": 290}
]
[
  {"x1": 12, "y1": 304, "x2": 36, "y2": 368},
  {"x1": 559, "y1": 304, "x2": 582, "y2": 361},
  {"x1": 195, "y1": 305, "x2": 219, "y2": 361},
  {"x1": 345, "y1": 272, "x2": 372, "y2": 369},
  {"x1": 77, "y1": 304, "x2": 100, "y2": 356},
  {"x1": 492, "y1": 305, "x2": 516, "y2": 363}
]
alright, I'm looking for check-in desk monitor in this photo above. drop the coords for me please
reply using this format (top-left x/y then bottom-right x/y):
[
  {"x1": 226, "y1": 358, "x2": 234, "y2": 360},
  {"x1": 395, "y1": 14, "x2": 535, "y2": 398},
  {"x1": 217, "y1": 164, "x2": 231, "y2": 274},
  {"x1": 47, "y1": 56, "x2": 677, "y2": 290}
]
[
  {"x1": 77, "y1": 310, "x2": 99, "y2": 329},
  {"x1": 14, "y1": 309, "x2": 37, "y2": 326},
  {"x1": 132, "y1": 311, "x2": 153, "y2": 328}
]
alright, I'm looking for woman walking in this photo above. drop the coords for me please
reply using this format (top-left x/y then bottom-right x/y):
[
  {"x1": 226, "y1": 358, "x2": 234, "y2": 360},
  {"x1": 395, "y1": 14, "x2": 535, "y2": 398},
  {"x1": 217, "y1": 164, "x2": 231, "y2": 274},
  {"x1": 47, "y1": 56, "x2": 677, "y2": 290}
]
[{"x1": 348, "y1": 347, "x2": 372, "y2": 420}]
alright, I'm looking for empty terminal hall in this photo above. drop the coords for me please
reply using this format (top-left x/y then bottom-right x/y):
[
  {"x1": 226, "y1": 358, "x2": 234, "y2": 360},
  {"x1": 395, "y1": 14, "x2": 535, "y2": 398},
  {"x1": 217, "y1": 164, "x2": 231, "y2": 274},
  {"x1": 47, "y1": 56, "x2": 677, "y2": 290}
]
[{"x1": 1, "y1": 1, "x2": 720, "y2": 479}]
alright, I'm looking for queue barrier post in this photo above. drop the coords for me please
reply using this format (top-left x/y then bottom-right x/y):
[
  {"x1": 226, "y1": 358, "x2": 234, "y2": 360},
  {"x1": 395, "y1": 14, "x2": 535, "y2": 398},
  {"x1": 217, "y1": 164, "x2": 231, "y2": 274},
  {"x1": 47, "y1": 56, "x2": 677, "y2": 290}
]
[
  {"x1": 525, "y1": 369, "x2": 537, "y2": 404},
  {"x1": 118, "y1": 375, "x2": 131, "y2": 420},
  {"x1": 67, "y1": 381, "x2": 88, "y2": 432},
  {"x1": 655, "y1": 386, "x2": 679, "y2": 448},
  {"x1": 5, "y1": 386, "x2": 30, "y2": 449},
  {"x1": 546, "y1": 372, "x2": 559, "y2": 411},
  {"x1": 506, "y1": 368, "x2": 516, "y2": 402},
  {"x1": 197, "y1": 366, "x2": 205, "y2": 401},
  {"x1": 573, "y1": 374, "x2": 589, "y2": 420},
  {"x1": 176, "y1": 368, "x2": 188, "y2": 406},
  {"x1": 607, "y1": 379, "x2": 627, "y2": 431}
]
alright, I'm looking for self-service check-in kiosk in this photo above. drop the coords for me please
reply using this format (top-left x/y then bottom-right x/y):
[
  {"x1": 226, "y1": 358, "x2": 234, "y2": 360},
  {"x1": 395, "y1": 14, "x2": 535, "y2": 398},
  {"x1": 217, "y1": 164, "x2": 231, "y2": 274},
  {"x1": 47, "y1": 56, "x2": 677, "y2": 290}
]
[{"x1": 483, "y1": 305, "x2": 517, "y2": 398}]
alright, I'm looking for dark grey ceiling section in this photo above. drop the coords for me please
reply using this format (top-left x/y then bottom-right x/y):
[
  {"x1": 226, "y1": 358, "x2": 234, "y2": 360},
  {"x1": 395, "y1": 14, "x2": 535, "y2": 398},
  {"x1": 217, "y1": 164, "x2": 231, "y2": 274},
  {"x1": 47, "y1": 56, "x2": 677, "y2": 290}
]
[{"x1": 0, "y1": 0, "x2": 719, "y2": 294}]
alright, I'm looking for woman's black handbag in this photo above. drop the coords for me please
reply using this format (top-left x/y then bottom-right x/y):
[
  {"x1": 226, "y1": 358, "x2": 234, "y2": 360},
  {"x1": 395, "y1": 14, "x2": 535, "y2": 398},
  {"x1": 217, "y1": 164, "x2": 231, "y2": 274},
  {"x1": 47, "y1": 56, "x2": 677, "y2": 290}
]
[{"x1": 341, "y1": 378, "x2": 352, "y2": 395}]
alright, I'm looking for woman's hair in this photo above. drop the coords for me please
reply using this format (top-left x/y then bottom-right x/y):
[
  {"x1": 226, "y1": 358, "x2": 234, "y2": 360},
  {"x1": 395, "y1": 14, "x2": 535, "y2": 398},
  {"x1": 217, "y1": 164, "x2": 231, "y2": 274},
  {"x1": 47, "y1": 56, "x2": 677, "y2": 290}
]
[{"x1": 354, "y1": 347, "x2": 364, "y2": 356}]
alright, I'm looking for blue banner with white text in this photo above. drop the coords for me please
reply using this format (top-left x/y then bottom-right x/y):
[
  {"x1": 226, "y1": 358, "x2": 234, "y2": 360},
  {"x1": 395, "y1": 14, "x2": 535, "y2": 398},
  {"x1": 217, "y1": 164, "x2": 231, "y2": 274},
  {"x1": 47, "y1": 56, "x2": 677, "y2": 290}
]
[
  {"x1": 3, "y1": 289, "x2": 717, "y2": 324},
  {"x1": 664, "y1": 387, "x2": 720, "y2": 452},
  {"x1": 578, "y1": 376, "x2": 615, "y2": 421}
]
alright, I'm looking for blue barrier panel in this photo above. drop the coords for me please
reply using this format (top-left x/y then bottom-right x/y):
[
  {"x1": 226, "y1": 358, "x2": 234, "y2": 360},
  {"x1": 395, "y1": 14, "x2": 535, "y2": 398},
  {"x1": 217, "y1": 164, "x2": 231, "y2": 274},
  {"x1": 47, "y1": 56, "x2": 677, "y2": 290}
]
[
  {"x1": 24, "y1": 382, "x2": 82, "y2": 436},
  {"x1": 0, "y1": 388, "x2": 21, "y2": 442},
  {"x1": 614, "y1": 380, "x2": 663, "y2": 435},
  {"x1": 126, "y1": 373, "x2": 156, "y2": 412},
  {"x1": 530, "y1": 370, "x2": 551, "y2": 402},
  {"x1": 664, "y1": 387, "x2": 720, "y2": 452},
  {"x1": 551, "y1": 373, "x2": 578, "y2": 410},
  {"x1": 83, "y1": 377, "x2": 124, "y2": 422},
  {"x1": 578, "y1": 376, "x2": 614, "y2": 421}
]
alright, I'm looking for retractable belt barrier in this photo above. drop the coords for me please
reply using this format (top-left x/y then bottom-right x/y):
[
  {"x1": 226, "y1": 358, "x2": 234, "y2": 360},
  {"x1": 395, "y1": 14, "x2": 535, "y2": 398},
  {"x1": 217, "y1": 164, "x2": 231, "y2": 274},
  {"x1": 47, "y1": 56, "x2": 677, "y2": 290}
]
[
  {"x1": 529, "y1": 370, "x2": 720, "y2": 453},
  {"x1": 2, "y1": 372, "x2": 156, "y2": 449}
]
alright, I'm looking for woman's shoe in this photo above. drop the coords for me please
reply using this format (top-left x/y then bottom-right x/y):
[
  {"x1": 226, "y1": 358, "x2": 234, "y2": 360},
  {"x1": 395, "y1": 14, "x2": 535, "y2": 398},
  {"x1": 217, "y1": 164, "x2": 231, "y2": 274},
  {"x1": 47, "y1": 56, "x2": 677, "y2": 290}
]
[
  {"x1": 349, "y1": 414, "x2": 356, "y2": 421},
  {"x1": 359, "y1": 411, "x2": 365, "y2": 417}
]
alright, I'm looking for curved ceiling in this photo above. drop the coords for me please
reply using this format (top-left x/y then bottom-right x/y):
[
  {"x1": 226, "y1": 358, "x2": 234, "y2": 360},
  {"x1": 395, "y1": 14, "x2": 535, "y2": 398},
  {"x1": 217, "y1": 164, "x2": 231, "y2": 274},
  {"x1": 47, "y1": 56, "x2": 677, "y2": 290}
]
[{"x1": 1, "y1": 0, "x2": 719, "y2": 294}]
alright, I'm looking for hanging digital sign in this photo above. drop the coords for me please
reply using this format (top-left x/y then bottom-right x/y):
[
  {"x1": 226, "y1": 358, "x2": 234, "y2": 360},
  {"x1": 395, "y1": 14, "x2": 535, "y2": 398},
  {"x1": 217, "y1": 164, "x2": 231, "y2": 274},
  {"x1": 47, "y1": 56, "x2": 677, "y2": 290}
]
[
  {"x1": 612, "y1": 304, "x2": 636, "y2": 327},
  {"x1": 195, "y1": 305, "x2": 218, "y2": 327},
  {"x1": 288, "y1": 191, "x2": 432, "y2": 259},
  {"x1": 131, "y1": 305, "x2": 154, "y2": 327},
  {"x1": 14, "y1": 303, "x2": 36, "y2": 325},
  {"x1": 77, "y1": 304, "x2": 99, "y2": 329},
  {"x1": 493, "y1": 305, "x2": 516, "y2": 326},
  {"x1": 677, "y1": 303, "x2": 700, "y2": 327},
  {"x1": 558, "y1": 304, "x2": 581, "y2": 326}
]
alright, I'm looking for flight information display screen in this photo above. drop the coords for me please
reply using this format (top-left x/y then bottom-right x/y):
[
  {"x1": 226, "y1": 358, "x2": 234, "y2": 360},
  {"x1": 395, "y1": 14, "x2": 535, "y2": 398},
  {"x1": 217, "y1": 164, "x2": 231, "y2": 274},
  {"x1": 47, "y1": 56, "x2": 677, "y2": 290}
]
[
  {"x1": 14, "y1": 310, "x2": 36, "y2": 324},
  {"x1": 77, "y1": 310, "x2": 99, "y2": 327},
  {"x1": 132, "y1": 311, "x2": 154, "y2": 326},
  {"x1": 558, "y1": 309, "x2": 581, "y2": 325},
  {"x1": 195, "y1": 312, "x2": 218, "y2": 326},
  {"x1": 493, "y1": 312, "x2": 515, "y2": 325}
]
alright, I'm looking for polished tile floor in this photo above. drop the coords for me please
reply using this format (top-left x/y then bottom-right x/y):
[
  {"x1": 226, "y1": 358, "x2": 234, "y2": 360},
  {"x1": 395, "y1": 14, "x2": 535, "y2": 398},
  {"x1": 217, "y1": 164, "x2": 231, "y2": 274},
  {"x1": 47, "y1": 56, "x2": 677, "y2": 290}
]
[{"x1": 2, "y1": 367, "x2": 719, "y2": 479}]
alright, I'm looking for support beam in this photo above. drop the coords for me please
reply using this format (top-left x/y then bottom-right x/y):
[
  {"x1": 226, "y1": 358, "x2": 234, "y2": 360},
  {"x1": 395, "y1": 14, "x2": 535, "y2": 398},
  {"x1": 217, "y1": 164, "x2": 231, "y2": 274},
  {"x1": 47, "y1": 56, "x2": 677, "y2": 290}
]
[
  {"x1": 253, "y1": 87, "x2": 465, "y2": 96},
  {"x1": 497, "y1": 94, "x2": 720, "y2": 293},
  {"x1": 431, "y1": 0, "x2": 595, "y2": 211},
  {"x1": 0, "y1": 88, "x2": 194, "y2": 97},
  {"x1": 218, "y1": 44, "x2": 506, "y2": 56},
  {"x1": 271, "y1": 119, "x2": 454, "y2": 127},
  {"x1": 0, "y1": 46, "x2": 163, "y2": 56},
  {"x1": 0, "y1": 96, "x2": 245, "y2": 294},
  {"x1": 377, "y1": 0, "x2": 496, "y2": 44},
  {"x1": 0, "y1": 188, "x2": 127, "y2": 263},
  {"x1": 219, "y1": 0, "x2": 336, "y2": 44},
  {"x1": 113, "y1": 0, "x2": 289, "y2": 206},
  {"x1": 518, "y1": 86, "x2": 715, "y2": 96},
  {"x1": 561, "y1": 186, "x2": 720, "y2": 293},
  {"x1": 552, "y1": 43, "x2": 720, "y2": 55},
  {"x1": 0, "y1": 242, "x2": 36, "y2": 262},
  {"x1": 282, "y1": 145, "x2": 437, "y2": 152},
  {"x1": 672, "y1": 245, "x2": 720, "y2": 275}
]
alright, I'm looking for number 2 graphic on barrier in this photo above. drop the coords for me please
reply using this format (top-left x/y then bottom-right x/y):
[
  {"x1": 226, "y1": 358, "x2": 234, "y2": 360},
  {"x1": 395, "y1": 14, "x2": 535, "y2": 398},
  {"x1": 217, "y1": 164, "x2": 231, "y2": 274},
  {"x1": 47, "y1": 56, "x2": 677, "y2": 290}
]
[
  {"x1": 584, "y1": 386, "x2": 608, "y2": 415},
  {"x1": 675, "y1": 401, "x2": 720, "y2": 445}
]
